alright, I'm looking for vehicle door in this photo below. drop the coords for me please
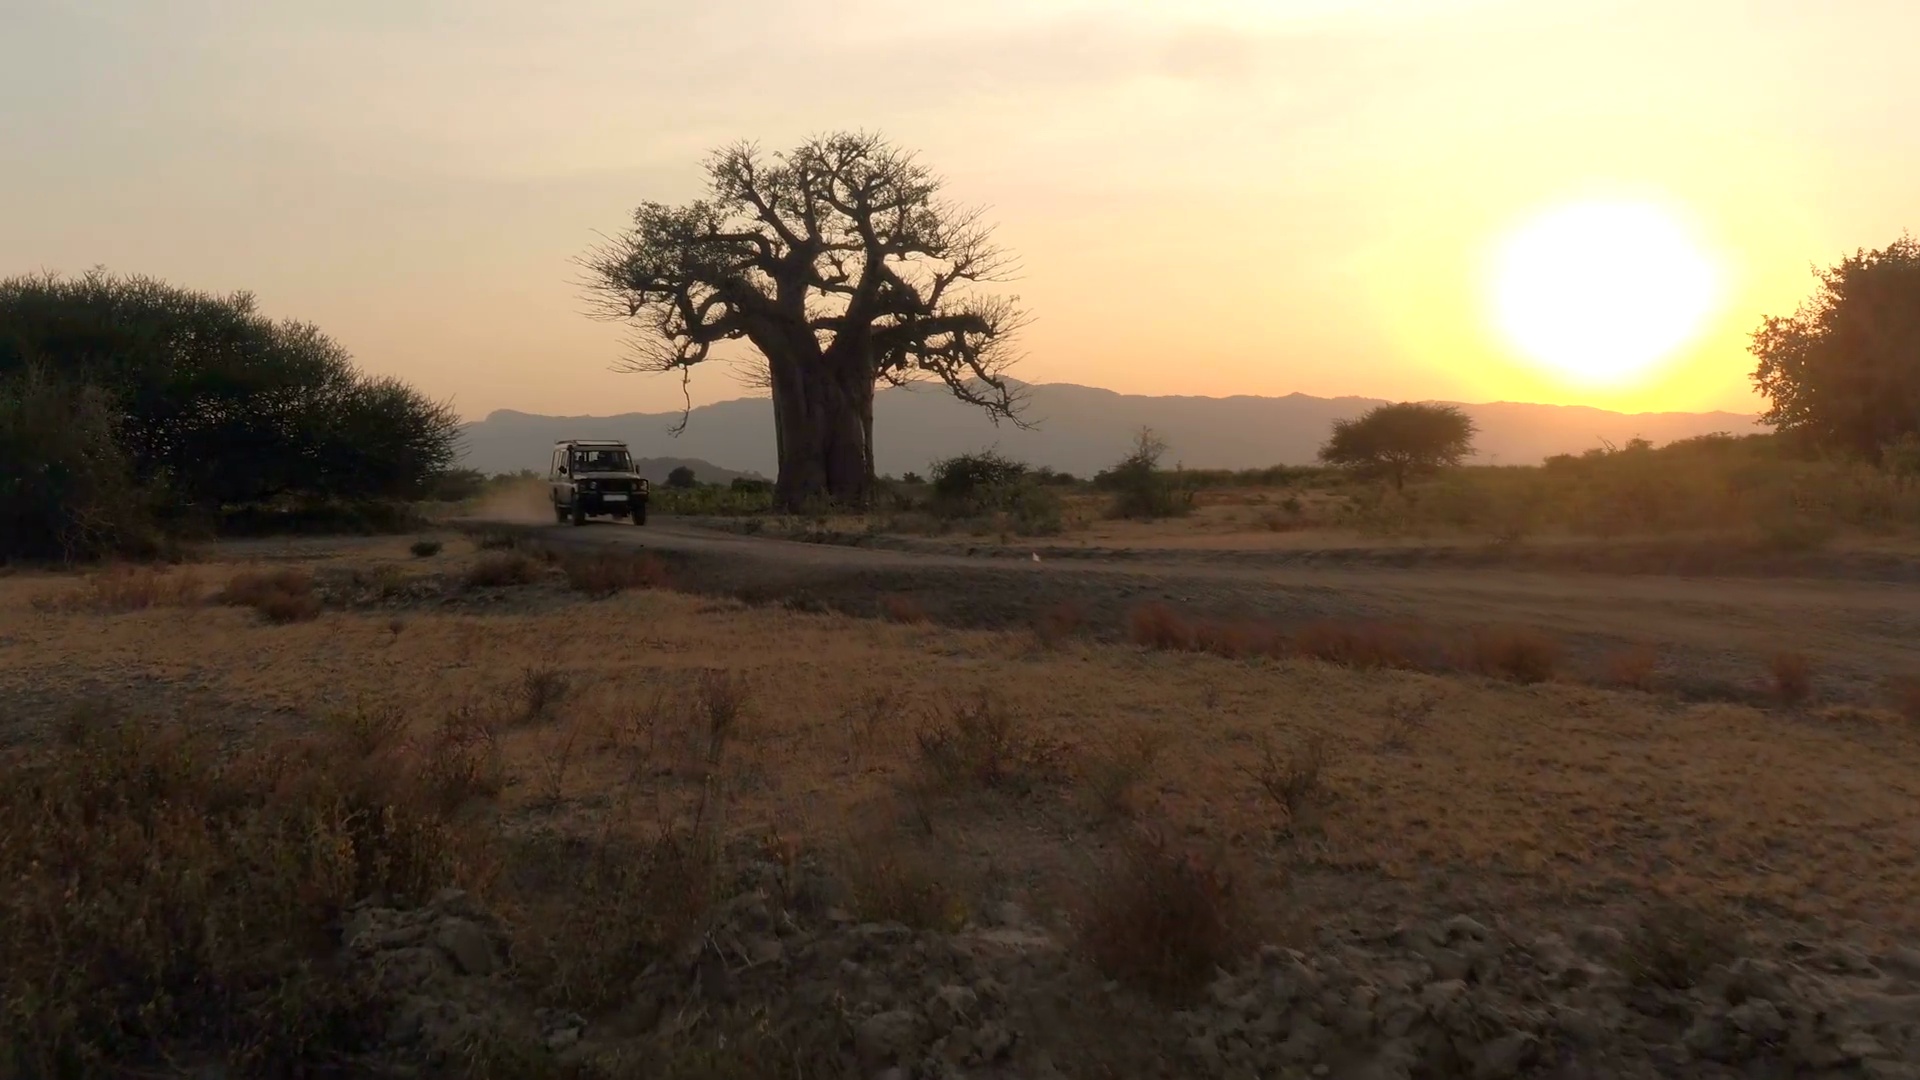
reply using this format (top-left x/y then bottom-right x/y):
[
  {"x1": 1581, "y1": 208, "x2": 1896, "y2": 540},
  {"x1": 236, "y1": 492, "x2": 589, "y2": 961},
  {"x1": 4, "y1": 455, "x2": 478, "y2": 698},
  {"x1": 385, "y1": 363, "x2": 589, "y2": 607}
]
[{"x1": 550, "y1": 447, "x2": 569, "y2": 507}]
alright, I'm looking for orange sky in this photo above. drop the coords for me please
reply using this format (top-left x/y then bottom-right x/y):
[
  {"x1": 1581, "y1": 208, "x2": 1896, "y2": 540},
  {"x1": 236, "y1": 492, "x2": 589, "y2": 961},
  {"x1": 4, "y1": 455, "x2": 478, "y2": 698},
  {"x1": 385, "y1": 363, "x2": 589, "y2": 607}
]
[{"x1": 5, "y1": 0, "x2": 1916, "y2": 420}]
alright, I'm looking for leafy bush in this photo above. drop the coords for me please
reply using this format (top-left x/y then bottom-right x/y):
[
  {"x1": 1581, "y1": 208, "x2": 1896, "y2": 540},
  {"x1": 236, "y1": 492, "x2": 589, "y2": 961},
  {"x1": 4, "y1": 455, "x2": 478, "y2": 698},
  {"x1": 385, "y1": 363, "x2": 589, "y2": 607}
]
[
  {"x1": 930, "y1": 450, "x2": 1028, "y2": 509},
  {"x1": 1098, "y1": 429, "x2": 1194, "y2": 520},
  {"x1": 0, "y1": 270, "x2": 460, "y2": 558},
  {"x1": 0, "y1": 367, "x2": 149, "y2": 559}
]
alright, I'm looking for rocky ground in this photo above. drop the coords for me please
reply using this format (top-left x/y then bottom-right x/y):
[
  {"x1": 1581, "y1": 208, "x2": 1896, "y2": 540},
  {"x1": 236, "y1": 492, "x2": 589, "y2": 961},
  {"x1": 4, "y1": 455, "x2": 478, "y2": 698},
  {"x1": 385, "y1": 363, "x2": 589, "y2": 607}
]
[{"x1": 346, "y1": 864, "x2": 1920, "y2": 1079}]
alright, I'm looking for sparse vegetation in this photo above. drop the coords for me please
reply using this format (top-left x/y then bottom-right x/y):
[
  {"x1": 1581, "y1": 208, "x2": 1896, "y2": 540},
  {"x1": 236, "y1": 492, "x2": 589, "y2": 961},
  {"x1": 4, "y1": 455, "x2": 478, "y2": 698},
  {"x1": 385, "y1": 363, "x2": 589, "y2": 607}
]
[
  {"x1": 465, "y1": 551, "x2": 542, "y2": 589},
  {"x1": 913, "y1": 691, "x2": 1070, "y2": 795},
  {"x1": 880, "y1": 593, "x2": 930, "y2": 624},
  {"x1": 218, "y1": 567, "x2": 321, "y2": 623},
  {"x1": 1074, "y1": 826, "x2": 1250, "y2": 1002},
  {"x1": 1462, "y1": 624, "x2": 1561, "y2": 684},
  {"x1": 1243, "y1": 730, "x2": 1333, "y2": 831},
  {"x1": 32, "y1": 565, "x2": 203, "y2": 614},
  {"x1": 560, "y1": 550, "x2": 670, "y2": 597},
  {"x1": 1768, "y1": 650, "x2": 1815, "y2": 706},
  {"x1": 1098, "y1": 428, "x2": 1194, "y2": 520},
  {"x1": 410, "y1": 538, "x2": 444, "y2": 558}
]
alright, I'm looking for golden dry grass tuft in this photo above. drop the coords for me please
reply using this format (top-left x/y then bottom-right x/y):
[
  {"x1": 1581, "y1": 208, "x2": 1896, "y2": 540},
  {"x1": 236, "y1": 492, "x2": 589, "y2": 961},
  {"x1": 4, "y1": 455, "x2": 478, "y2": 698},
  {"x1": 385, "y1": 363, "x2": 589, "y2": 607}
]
[
  {"x1": 1292, "y1": 619, "x2": 1435, "y2": 671},
  {"x1": 463, "y1": 551, "x2": 543, "y2": 589},
  {"x1": 31, "y1": 565, "x2": 205, "y2": 614},
  {"x1": 1127, "y1": 602, "x2": 1193, "y2": 651},
  {"x1": 879, "y1": 593, "x2": 931, "y2": 624},
  {"x1": 218, "y1": 567, "x2": 321, "y2": 624},
  {"x1": 1462, "y1": 625, "x2": 1561, "y2": 685},
  {"x1": 1768, "y1": 650, "x2": 1815, "y2": 707},
  {"x1": 1891, "y1": 675, "x2": 1920, "y2": 724},
  {"x1": 1032, "y1": 599, "x2": 1086, "y2": 649},
  {"x1": 1604, "y1": 644, "x2": 1661, "y2": 691},
  {"x1": 560, "y1": 550, "x2": 670, "y2": 598},
  {"x1": 1081, "y1": 729, "x2": 1167, "y2": 820}
]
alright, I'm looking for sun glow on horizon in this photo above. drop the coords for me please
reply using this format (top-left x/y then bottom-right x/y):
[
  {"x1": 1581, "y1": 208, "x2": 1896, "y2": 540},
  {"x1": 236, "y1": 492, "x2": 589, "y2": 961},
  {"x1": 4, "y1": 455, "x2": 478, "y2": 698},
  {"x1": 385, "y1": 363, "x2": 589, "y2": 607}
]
[{"x1": 1487, "y1": 198, "x2": 1724, "y2": 388}]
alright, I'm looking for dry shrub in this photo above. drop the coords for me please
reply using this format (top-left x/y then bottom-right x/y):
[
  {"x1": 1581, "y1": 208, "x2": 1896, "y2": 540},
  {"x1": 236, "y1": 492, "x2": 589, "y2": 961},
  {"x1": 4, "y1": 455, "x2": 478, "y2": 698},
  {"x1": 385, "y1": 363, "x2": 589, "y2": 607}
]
[
  {"x1": 463, "y1": 551, "x2": 541, "y2": 589},
  {"x1": 1244, "y1": 730, "x2": 1332, "y2": 830},
  {"x1": 1292, "y1": 619, "x2": 1434, "y2": 670},
  {"x1": 1081, "y1": 730, "x2": 1167, "y2": 820},
  {"x1": 1463, "y1": 625, "x2": 1560, "y2": 684},
  {"x1": 838, "y1": 828, "x2": 971, "y2": 931},
  {"x1": 1379, "y1": 691, "x2": 1440, "y2": 753},
  {"x1": 218, "y1": 567, "x2": 321, "y2": 624},
  {"x1": 0, "y1": 714, "x2": 475, "y2": 1075},
  {"x1": 880, "y1": 593, "x2": 930, "y2": 624},
  {"x1": 416, "y1": 705, "x2": 507, "y2": 813},
  {"x1": 1074, "y1": 825, "x2": 1250, "y2": 1002},
  {"x1": 560, "y1": 550, "x2": 669, "y2": 597},
  {"x1": 914, "y1": 690, "x2": 1070, "y2": 795},
  {"x1": 1889, "y1": 675, "x2": 1920, "y2": 724},
  {"x1": 409, "y1": 539, "x2": 443, "y2": 558},
  {"x1": 475, "y1": 532, "x2": 519, "y2": 551},
  {"x1": 1604, "y1": 644, "x2": 1661, "y2": 691},
  {"x1": 1128, "y1": 602, "x2": 1193, "y2": 650},
  {"x1": 1033, "y1": 599, "x2": 1085, "y2": 649},
  {"x1": 32, "y1": 565, "x2": 204, "y2": 614},
  {"x1": 505, "y1": 827, "x2": 717, "y2": 1011},
  {"x1": 1618, "y1": 897, "x2": 1744, "y2": 990},
  {"x1": 514, "y1": 665, "x2": 571, "y2": 727},
  {"x1": 1191, "y1": 618, "x2": 1287, "y2": 661},
  {"x1": 324, "y1": 699, "x2": 410, "y2": 757},
  {"x1": 1768, "y1": 650, "x2": 1814, "y2": 706}
]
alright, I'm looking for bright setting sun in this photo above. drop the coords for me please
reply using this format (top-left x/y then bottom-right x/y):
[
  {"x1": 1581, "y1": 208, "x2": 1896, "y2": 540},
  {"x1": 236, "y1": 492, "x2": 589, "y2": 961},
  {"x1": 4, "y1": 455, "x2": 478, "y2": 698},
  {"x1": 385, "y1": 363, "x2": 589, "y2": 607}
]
[{"x1": 1488, "y1": 199, "x2": 1723, "y2": 387}]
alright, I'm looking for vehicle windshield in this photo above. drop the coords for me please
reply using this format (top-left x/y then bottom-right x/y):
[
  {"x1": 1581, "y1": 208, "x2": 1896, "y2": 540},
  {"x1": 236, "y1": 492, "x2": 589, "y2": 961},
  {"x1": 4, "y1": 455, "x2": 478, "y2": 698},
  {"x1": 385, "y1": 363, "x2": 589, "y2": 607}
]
[{"x1": 571, "y1": 448, "x2": 633, "y2": 472}]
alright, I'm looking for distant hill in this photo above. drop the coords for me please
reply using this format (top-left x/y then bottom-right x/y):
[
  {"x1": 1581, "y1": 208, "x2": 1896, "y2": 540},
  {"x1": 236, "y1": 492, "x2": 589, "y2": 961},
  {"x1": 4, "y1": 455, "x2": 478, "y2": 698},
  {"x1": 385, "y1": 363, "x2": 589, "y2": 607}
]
[{"x1": 458, "y1": 382, "x2": 1761, "y2": 479}]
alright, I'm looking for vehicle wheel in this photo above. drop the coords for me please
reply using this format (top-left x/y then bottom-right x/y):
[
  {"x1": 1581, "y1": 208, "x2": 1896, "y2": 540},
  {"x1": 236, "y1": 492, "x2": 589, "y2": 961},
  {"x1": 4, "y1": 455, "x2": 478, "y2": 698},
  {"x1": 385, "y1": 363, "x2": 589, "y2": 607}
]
[
  {"x1": 571, "y1": 501, "x2": 586, "y2": 527},
  {"x1": 632, "y1": 503, "x2": 647, "y2": 526}
]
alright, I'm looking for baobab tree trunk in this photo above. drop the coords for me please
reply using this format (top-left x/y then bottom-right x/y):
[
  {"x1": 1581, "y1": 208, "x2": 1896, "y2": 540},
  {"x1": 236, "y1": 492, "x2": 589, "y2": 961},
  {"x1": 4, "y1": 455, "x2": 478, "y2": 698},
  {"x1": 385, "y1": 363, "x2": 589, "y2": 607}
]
[{"x1": 768, "y1": 352, "x2": 873, "y2": 511}]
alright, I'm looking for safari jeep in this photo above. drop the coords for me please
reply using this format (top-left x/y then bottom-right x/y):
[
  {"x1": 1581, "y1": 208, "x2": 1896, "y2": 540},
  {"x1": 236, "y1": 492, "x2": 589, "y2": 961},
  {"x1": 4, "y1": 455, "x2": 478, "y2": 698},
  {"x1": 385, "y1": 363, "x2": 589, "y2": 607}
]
[{"x1": 548, "y1": 439, "x2": 650, "y2": 526}]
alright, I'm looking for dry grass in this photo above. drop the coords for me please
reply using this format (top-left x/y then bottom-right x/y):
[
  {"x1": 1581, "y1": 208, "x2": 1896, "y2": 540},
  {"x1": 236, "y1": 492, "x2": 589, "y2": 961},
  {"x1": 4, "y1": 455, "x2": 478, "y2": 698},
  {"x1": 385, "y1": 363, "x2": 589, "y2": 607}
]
[
  {"x1": 31, "y1": 565, "x2": 205, "y2": 614},
  {"x1": 1243, "y1": 730, "x2": 1333, "y2": 831},
  {"x1": 1074, "y1": 825, "x2": 1251, "y2": 1002},
  {"x1": 8, "y1": 541, "x2": 1920, "y2": 972},
  {"x1": 838, "y1": 826, "x2": 972, "y2": 930},
  {"x1": 879, "y1": 593, "x2": 930, "y2": 624},
  {"x1": 560, "y1": 550, "x2": 670, "y2": 598},
  {"x1": 410, "y1": 538, "x2": 443, "y2": 558},
  {"x1": 1127, "y1": 602, "x2": 1193, "y2": 651},
  {"x1": 218, "y1": 567, "x2": 321, "y2": 624},
  {"x1": 1291, "y1": 619, "x2": 1437, "y2": 671},
  {"x1": 1890, "y1": 675, "x2": 1920, "y2": 724},
  {"x1": 1604, "y1": 644, "x2": 1662, "y2": 691},
  {"x1": 1462, "y1": 625, "x2": 1561, "y2": 685},
  {"x1": 1081, "y1": 729, "x2": 1167, "y2": 820},
  {"x1": 1618, "y1": 897, "x2": 1746, "y2": 990},
  {"x1": 0, "y1": 712, "x2": 478, "y2": 1076},
  {"x1": 913, "y1": 690, "x2": 1072, "y2": 795},
  {"x1": 464, "y1": 551, "x2": 543, "y2": 589},
  {"x1": 1033, "y1": 599, "x2": 1085, "y2": 649},
  {"x1": 1768, "y1": 650, "x2": 1815, "y2": 706}
]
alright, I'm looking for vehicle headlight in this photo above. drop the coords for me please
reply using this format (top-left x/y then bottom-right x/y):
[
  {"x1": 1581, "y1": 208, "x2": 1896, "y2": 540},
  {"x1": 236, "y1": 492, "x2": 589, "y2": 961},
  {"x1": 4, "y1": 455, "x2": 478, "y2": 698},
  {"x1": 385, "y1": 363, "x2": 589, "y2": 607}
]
[{"x1": 581, "y1": 480, "x2": 596, "y2": 491}]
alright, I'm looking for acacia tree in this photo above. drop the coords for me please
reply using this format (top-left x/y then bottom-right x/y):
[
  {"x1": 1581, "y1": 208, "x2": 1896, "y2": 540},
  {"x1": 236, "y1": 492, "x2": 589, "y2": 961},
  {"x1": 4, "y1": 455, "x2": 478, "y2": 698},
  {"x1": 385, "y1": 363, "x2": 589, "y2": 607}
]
[
  {"x1": 1318, "y1": 402, "x2": 1477, "y2": 491},
  {"x1": 1751, "y1": 235, "x2": 1920, "y2": 461},
  {"x1": 584, "y1": 133, "x2": 1026, "y2": 510}
]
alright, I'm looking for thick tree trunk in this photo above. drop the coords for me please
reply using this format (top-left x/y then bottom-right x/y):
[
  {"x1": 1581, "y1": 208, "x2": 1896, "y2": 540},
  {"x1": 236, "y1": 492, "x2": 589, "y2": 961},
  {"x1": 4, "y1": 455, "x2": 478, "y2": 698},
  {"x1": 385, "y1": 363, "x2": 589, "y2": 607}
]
[{"x1": 767, "y1": 351, "x2": 873, "y2": 512}]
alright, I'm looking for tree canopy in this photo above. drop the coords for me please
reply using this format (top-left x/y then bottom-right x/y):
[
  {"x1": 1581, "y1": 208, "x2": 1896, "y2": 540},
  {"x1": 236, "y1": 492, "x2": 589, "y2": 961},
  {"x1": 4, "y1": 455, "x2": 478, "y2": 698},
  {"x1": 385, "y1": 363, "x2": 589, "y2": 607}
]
[
  {"x1": 1750, "y1": 236, "x2": 1920, "y2": 461},
  {"x1": 584, "y1": 132, "x2": 1026, "y2": 510},
  {"x1": 1318, "y1": 402, "x2": 1477, "y2": 491},
  {"x1": 0, "y1": 270, "x2": 460, "y2": 558}
]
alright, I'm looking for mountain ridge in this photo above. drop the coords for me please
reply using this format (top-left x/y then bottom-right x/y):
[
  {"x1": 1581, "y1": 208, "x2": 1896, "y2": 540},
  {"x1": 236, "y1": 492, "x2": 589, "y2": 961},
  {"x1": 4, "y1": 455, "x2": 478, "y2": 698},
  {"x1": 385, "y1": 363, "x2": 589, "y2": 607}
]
[{"x1": 457, "y1": 382, "x2": 1761, "y2": 478}]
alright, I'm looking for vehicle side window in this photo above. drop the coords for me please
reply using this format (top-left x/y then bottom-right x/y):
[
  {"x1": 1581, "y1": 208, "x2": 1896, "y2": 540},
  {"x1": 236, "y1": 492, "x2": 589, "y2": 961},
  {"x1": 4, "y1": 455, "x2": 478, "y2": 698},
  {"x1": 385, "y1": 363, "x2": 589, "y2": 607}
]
[{"x1": 551, "y1": 449, "x2": 563, "y2": 478}]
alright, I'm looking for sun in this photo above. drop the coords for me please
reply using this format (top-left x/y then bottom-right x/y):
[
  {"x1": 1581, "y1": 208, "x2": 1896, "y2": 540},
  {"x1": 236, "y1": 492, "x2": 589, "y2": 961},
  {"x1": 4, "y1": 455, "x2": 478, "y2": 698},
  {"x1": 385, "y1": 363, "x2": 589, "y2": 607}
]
[{"x1": 1487, "y1": 198, "x2": 1723, "y2": 386}]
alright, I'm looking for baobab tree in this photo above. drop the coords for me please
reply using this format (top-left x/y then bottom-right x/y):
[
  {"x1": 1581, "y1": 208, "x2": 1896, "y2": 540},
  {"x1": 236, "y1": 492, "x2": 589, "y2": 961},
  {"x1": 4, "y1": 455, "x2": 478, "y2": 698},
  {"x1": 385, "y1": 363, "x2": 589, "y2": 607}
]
[{"x1": 583, "y1": 133, "x2": 1026, "y2": 510}]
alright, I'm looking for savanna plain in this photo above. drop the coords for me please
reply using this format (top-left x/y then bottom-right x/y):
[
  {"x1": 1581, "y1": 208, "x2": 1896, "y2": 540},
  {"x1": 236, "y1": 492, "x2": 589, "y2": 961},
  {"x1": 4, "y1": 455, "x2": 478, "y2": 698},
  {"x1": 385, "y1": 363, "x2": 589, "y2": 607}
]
[{"x1": 6, "y1": 459, "x2": 1920, "y2": 1079}]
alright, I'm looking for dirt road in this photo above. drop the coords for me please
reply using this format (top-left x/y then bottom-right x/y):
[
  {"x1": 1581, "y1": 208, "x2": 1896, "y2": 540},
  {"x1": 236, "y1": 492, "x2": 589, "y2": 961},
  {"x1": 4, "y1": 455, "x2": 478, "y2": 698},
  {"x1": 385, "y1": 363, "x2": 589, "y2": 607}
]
[{"x1": 485, "y1": 517, "x2": 1920, "y2": 700}]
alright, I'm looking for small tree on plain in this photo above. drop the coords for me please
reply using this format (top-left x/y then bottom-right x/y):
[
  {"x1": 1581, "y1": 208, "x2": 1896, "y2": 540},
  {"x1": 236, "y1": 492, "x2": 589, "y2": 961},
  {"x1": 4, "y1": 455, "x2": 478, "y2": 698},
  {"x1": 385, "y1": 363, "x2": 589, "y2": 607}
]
[
  {"x1": 666, "y1": 465, "x2": 697, "y2": 489},
  {"x1": 1317, "y1": 403, "x2": 1476, "y2": 491}
]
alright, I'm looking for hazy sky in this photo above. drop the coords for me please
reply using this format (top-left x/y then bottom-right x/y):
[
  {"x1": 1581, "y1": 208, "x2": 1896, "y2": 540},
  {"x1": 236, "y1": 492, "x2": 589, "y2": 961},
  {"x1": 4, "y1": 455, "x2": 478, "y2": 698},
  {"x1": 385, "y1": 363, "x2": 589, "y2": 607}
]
[{"x1": 5, "y1": 0, "x2": 1916, "y2": 420}]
